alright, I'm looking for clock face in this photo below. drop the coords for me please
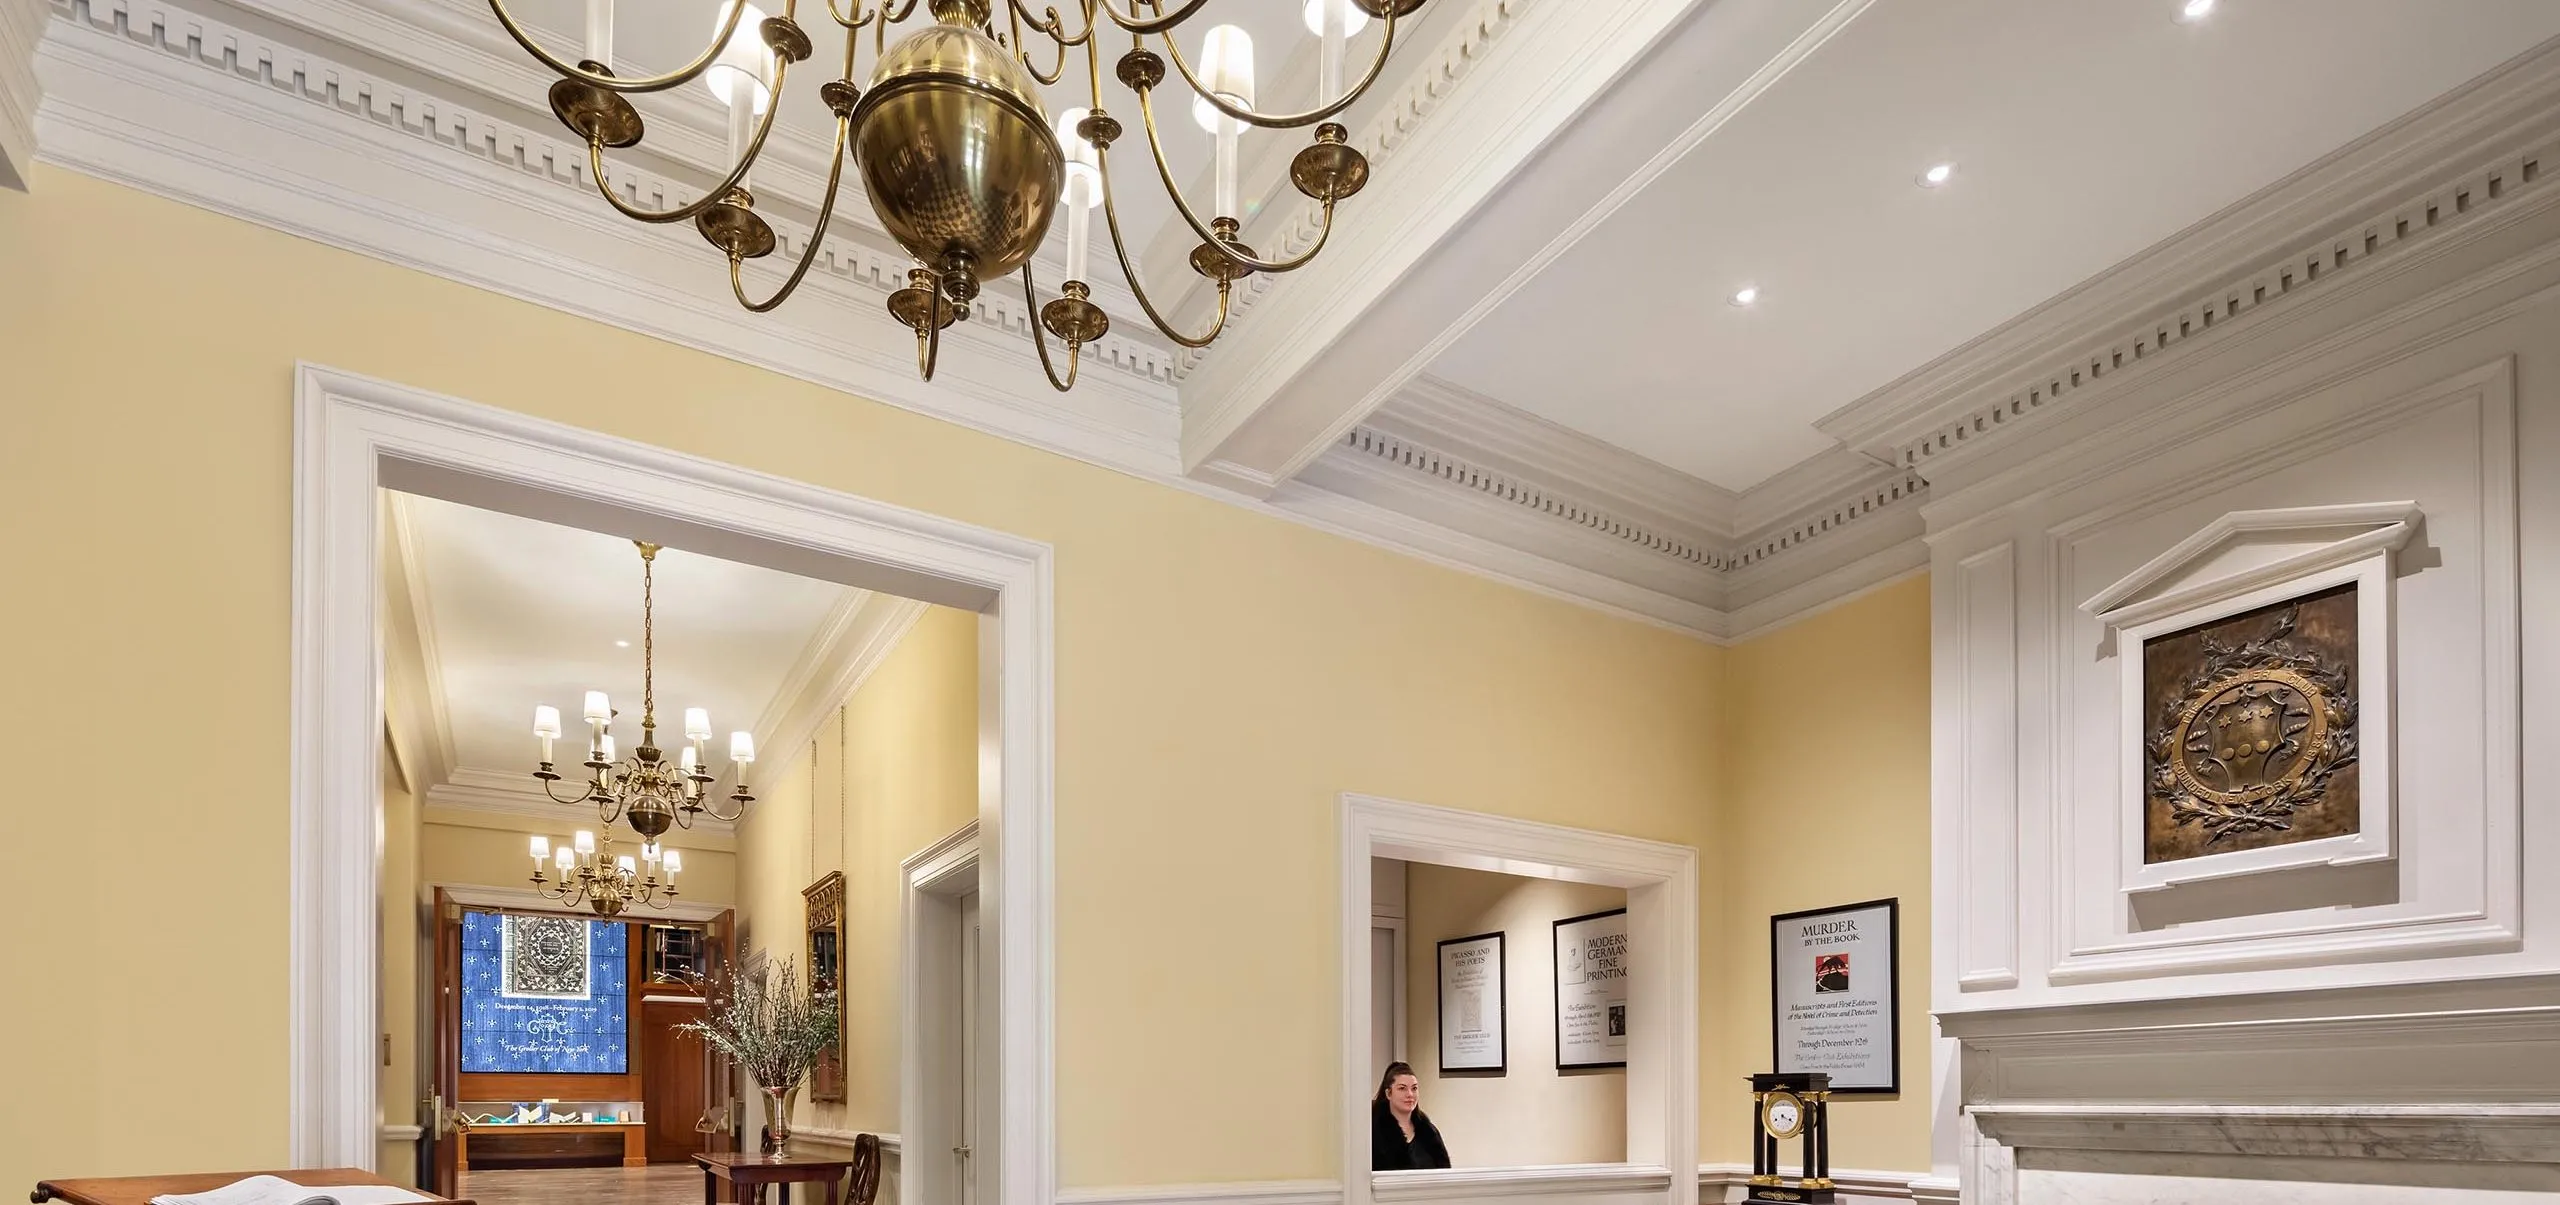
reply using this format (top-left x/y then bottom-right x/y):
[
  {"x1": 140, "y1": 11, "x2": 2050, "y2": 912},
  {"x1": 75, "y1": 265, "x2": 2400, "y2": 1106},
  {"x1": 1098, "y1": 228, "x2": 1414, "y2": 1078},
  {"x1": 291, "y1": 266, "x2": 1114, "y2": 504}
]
[{"x1": 1761, "y1": 1090, "x2": 1806, "y2": 1139}]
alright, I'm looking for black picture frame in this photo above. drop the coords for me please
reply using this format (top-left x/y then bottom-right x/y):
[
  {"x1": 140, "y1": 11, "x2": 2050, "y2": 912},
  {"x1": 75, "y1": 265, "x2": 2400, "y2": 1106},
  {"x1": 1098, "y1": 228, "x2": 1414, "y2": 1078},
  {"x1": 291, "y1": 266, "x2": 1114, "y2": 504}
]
[
  {"x1": 1552, "y1": 907, "x2": 1629, "y2": 1072},
  {"x1": 1768, "y1": 897, "x2": 1900, "y2": 1095},
  {"x1": 1435, "y1": 930, "x2": 1506, "y2": 1075}
]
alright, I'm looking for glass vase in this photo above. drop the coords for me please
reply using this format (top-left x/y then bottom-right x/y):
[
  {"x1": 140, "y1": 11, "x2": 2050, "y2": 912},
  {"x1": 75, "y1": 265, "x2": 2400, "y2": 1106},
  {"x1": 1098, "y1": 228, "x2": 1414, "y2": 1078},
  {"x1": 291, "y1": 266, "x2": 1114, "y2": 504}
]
[{"x1": 760, "y1": 1082, "x2": 800, "y2": 1157}]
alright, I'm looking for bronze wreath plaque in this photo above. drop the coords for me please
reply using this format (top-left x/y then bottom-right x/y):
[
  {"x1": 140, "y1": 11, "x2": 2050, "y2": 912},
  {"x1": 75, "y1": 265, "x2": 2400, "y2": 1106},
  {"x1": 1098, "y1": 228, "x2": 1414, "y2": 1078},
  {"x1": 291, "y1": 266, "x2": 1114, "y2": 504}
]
[{"x1": 2141, "y1": 582, "x2": 2361, "y2": 864}]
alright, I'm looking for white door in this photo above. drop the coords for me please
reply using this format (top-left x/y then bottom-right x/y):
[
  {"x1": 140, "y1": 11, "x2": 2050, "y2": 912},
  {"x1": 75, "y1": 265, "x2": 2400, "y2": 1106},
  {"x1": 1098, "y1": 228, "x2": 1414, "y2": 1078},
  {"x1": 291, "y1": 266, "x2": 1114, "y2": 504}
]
[{"x1": 960, "y1": 890, "x2": 982, "y2": 1205}]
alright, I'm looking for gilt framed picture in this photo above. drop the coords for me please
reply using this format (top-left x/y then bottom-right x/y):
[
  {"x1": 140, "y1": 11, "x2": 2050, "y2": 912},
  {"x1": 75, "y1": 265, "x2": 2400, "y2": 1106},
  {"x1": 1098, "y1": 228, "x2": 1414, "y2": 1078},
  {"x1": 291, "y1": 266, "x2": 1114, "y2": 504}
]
[
  {"x1": 1436, "y1": 931, "x2": 1505, "y2": 1074},
  {"x1": 1770, "y1": 898, "x2": 1899, "y2": 1094}
]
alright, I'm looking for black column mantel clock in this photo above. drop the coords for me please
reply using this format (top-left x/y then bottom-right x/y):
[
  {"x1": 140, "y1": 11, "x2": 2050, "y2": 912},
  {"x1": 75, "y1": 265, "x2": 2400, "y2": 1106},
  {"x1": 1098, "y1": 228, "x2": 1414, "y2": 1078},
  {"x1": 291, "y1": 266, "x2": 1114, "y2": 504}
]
[{"x1": 1747, "y1": 1071, "x2": 1832, "y2": 1203}]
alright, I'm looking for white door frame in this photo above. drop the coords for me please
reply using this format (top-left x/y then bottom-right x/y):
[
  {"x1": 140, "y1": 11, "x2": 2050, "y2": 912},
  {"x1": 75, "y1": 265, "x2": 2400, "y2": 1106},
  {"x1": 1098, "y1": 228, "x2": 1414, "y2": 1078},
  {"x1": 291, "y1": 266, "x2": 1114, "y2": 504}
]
[
  {"x1": 1340, "y1": 794, "x2": 1698, "y2": 1205},
  {"x1": 288, "y1": 365, "x2": 1055, "y2": 1205},
  {"x1": 902, "y1": 821, "x2": 985, "y2": 1205}
]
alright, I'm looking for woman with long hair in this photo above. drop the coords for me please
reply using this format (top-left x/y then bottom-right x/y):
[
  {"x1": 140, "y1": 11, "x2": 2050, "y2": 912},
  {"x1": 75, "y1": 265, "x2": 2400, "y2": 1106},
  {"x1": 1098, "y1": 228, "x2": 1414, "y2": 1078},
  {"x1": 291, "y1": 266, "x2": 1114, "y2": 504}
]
[{"x1": 1370, "y1": 1061, "x2": 1452, "y2": 1170}]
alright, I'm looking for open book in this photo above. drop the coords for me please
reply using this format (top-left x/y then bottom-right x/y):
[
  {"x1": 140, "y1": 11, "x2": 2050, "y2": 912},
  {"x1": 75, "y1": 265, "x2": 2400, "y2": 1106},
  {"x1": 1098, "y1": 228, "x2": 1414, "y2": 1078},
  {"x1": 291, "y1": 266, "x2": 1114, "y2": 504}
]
[{"x1": 149, "y1": 1177, "x2": 431, "y2": 1205}]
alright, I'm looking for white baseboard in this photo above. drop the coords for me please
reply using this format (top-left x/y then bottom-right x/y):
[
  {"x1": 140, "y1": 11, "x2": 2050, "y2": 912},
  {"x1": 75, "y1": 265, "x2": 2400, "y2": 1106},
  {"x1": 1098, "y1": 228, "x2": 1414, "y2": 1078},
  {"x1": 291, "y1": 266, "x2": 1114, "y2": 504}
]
[
  {"x1": 378, "y1": 1124, "x2": 424, "y2": 1143},
  {"x1": 1056, "y1": 1184, "x2": 1341, "y2": 1205},
  {"x1": 1052, "y1": 1167, "x2": 1952, "y2": 1205}
]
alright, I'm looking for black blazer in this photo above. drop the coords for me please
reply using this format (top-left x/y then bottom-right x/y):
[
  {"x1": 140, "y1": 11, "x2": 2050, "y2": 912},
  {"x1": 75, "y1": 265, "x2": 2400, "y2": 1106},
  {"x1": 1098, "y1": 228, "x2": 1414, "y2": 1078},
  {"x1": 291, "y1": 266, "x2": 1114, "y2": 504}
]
[{"x1": 1371, "y1": 1099, "x2": 1451, "y2": 1170}]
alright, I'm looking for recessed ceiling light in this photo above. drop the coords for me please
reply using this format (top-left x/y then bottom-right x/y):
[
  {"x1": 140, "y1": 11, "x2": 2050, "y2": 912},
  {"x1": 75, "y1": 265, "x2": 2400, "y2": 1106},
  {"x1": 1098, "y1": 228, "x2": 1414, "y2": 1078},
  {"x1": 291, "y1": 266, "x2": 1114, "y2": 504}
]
[
  {"x1": 616, "y1": 639, "x2": 631, "y2": 648},
  {"x1": 1730, "y1": 286, "x2": 1760, "y2": 307},
  {"x1": 1919, "y1": 162, "x2": 1956, "y2": 187},
  {"x1": 2179, "y1": 0, "x2": 2214, "y2": 20}
]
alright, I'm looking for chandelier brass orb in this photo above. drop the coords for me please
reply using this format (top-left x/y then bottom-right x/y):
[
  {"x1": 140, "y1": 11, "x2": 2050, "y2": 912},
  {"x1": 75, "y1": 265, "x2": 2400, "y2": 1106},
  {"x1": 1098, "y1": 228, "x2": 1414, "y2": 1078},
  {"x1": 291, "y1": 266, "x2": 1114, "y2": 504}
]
[{"x1": 851, "y1": 10, "x2": 1063, "y2": 310}]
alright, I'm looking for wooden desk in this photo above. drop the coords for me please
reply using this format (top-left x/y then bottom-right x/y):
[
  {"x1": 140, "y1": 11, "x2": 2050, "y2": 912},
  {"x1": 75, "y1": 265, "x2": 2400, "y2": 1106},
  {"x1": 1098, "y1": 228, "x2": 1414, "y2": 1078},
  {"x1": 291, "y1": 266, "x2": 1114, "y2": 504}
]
[
  {"x1": 690, "y1": 1153, "x2": 850, "y2": 1205},
  {"x1": 456, "y1": 1120, "x2": 648, "y2": 1168},
  {"x1": 31, "y1": 1169, "x2": 467, "y2": 1205}
]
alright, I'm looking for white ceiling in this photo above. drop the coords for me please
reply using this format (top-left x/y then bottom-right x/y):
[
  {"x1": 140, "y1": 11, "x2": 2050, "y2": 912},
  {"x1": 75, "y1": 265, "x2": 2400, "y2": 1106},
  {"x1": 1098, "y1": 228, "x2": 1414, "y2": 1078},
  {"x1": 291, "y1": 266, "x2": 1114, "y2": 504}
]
[
  {"x1": 390, "y1": 491, "x2": 859, "y2": 776},
  {"x1": 1426, "y1": 0, "x2": 2560, "y2": 493}
]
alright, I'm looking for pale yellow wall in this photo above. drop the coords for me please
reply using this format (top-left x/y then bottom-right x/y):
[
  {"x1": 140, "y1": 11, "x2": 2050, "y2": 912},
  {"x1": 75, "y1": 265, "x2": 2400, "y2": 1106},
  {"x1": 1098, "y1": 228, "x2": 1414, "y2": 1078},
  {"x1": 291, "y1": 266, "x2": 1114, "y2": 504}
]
[
  {"x1": 379, "y1": 742, "x2": 422, "y2": 1187},
  {"x1": 418, "y1": 809, "x2": 740, "y2": 907},
  {"x1": 736, "y1": 605, "x2": 980, "y2": 1146},
  {"x1": 0, "y1": 171, "x2": 1728, "y2": 1193},
  {"x1": 1714, "y1": 575, "x2": 1933, "y2": 1173},
  {"x1": 1400, "y1": 864, "x2": 1627, "y2": 1167}
]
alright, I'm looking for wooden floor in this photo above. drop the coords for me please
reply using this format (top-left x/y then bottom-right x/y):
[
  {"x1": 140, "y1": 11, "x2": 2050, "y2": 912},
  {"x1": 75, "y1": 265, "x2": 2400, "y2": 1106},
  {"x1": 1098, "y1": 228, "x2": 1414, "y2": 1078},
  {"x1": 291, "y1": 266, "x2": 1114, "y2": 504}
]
[{"x1": 460, "y1": 1164, "x2": 701, "y2": 1205}]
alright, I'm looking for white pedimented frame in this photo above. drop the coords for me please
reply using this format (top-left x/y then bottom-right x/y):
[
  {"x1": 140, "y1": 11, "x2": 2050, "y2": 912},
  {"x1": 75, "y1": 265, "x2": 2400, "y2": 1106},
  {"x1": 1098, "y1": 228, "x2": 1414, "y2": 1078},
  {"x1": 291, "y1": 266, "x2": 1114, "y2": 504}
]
[
  {"x1": 289, "y1": 366, "x2": 1054, "y2": 1205},
  {"x1": 2085, "y1": 502, "x2": 2419, "y2": 896},
  {"x1": 1337, "y1": 794, "x2": 1699, "y2": 1205}
]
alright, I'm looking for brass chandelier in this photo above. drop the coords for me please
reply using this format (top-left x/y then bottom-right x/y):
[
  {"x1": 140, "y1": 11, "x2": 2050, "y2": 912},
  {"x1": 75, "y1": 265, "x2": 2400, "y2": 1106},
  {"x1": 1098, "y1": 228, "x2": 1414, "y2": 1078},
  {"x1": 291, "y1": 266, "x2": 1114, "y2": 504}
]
[
  {"x1": 488, "y1": 0, "x2": 1421, "y2": 389},
  {"x1": 529, "y1": 828, "x2": 681, "y2": 915},
  {"x1": 530, "y1": 541, "x2": 758, "y2": 841}
]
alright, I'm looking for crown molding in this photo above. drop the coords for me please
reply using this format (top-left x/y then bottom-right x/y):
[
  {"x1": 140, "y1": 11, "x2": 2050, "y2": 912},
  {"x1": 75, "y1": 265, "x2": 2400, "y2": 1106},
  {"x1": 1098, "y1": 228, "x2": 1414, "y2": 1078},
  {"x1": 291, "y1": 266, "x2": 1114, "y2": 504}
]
[
  {"x1": 0, "y1": 0, "x2": 40, "y2": 189},
  {"x1": 755, "y1": 590, "x2": 930, "y2": 784},
  {"x1": 379, "y1": 490, "x2": 461, "y2": 796},
  {"x1": 1817, "y1": 33, "x2": 2560, "y2": 482}
]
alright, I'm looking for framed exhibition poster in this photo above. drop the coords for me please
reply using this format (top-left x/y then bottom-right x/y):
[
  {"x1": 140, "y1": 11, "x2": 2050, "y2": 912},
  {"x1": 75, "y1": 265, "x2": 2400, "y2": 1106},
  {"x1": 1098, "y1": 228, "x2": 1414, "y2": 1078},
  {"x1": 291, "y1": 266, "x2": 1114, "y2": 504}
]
[
  {"x1": 1769, "y1": 898, "x2": 1900, "y2": 1094},
  {"x1": 1553, "y1": 907, "x2": 1629, "y2": 1070},
  {"x1": 1436, "y1": 930, "x2": 1506, "y2": 1074}
]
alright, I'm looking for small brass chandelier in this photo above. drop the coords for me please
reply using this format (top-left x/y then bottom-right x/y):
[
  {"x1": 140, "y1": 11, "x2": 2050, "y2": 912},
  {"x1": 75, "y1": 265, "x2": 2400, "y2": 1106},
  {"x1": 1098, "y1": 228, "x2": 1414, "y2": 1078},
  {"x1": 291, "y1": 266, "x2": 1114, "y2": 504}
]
[
  {"x1": 531, "y1": 541, "x2": 758, "y2": 840},
  {"x1": 487, "y1": 0, "x2": 1420, "y2": 389},
  {"x1": 529, "y1": 828, "x2": 682, "y2": 916}
]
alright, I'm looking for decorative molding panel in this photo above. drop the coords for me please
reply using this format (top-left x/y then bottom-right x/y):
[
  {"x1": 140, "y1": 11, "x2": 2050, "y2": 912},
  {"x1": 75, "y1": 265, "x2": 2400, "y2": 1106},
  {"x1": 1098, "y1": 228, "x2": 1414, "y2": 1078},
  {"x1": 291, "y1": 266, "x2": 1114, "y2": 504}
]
[{"x1": 1950, "y1": 541, "x2": 2018, "y2": 993}]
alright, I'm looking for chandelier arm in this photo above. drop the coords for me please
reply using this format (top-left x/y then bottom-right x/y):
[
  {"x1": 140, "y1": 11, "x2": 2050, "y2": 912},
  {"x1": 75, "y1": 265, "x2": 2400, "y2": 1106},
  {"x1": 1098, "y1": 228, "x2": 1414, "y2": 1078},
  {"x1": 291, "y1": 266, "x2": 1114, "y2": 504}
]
[
  {"x1": 1020, "y1": 265, "x2": 1084, "y2": 393},
  {"x1": 1008, "y1": 2, "x2": 1071, "y2": 86},
  {"x1": 824, "y1": 0, "x2": 879, "y2": 29},
  {"x1": 1093, "y1": 141, "x2": 1231, "y2": 347},
  {"x1": 1157, "y1": 6, "x2": 1397, "y2": 131},
  {"x1": 486, "y1": 0, "x2": 749, "y2": 94},
  {"x1": 1133, "y1": 87, "x2": 1333, "y2": 273},
  {"x1": 1010, "y1": 0, "x2": 1094, "y2": 47},
  {"x1": 1090, "y1": 0, "x2": 1209, "y2": 37},
  {"x1": 913, "y1": 296, "x2": 947, "y2": 381},
  {"x1": 726, "y1": 113, "x2": 848, "y2": 314},
  {"x1": 540, "y1": 777, "x2": 602, "y2": 806},
  {"x1": 585, "y1": 54, "x2": 792, "y2": 225}
]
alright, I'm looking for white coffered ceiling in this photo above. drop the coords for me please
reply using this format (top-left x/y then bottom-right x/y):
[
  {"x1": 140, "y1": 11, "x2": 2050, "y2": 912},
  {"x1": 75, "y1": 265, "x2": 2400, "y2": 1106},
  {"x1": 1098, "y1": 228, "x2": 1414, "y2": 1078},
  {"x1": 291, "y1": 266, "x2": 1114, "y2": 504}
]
[
  {"x1": 1422, "y1": 0, "x2": 2560, "y2": 493},
  {"x1": 29, "y1": 0, "x2": 2560, "y2": 639}
]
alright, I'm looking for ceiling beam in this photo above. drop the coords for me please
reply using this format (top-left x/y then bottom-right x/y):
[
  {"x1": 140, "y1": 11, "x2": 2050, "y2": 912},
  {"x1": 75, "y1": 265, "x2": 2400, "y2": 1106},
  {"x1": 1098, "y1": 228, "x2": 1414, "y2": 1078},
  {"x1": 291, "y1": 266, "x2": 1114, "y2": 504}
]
[{"x1": 1175, "y1": 0, "x2": 1873, "y2": 496}]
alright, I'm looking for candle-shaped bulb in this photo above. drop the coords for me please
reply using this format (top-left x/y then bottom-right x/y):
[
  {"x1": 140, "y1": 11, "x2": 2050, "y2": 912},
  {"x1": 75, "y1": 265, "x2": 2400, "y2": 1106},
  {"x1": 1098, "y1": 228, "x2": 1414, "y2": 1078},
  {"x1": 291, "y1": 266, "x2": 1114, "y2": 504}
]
[
  {"x1": 1191, "y1": 25, "x2": 1256, "y2": 132},
  {"x1": 684, "y1": 707, "x2": 712, "y2": 742},
  {"x1": 705, "y1": 0, "x2": 774, "y2": 184},
  {"x1": 598, "y1": 733, "x2": 617, "y2": 763},
  {"x1": 583, "y1": 0, "x2": 614, "y2": 69},
  {"x1": 1302, "y1": 0, "x2": 1369, "y2": 99},
  {"x1": 530, "y1": 835, "x2": 551, "y2": 862},
  {"x1": 555, "y1": 845, "x2": 576, "y2": 871},
  {"x1": 533, "y1": 705, "x2": 563, "y2": 739},
  {"x1": 583, "y1": 690, "x2": 611, "y2": 723},
  {"x1": 664, "y1": 849, "x2": 683, "y2": 876},
  {"x1": 1058, "y1": 108, "x2": 1102, "y2": 283},
  {"x1": 729, "y1": 731, "x2": 756, "y2": 764},
  {"x1": 574, "y1": 830, "x2": 596, "y2": 855}
]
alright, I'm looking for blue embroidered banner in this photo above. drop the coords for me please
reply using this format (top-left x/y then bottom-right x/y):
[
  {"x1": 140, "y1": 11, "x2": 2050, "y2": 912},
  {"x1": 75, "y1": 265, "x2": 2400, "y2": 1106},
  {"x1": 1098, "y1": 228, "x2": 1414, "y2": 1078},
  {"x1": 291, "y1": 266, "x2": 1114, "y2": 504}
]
[{"x1": 460, "y1": 911, "x2": 629, "y2": 1074}]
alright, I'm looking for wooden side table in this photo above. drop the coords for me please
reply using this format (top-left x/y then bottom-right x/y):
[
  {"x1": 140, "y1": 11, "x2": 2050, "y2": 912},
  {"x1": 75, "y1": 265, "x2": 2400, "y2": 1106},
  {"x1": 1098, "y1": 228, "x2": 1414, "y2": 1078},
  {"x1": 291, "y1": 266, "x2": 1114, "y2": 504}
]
[{"x1": 691, "y1": 1152, "x2": 851, "y2": 1205}]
